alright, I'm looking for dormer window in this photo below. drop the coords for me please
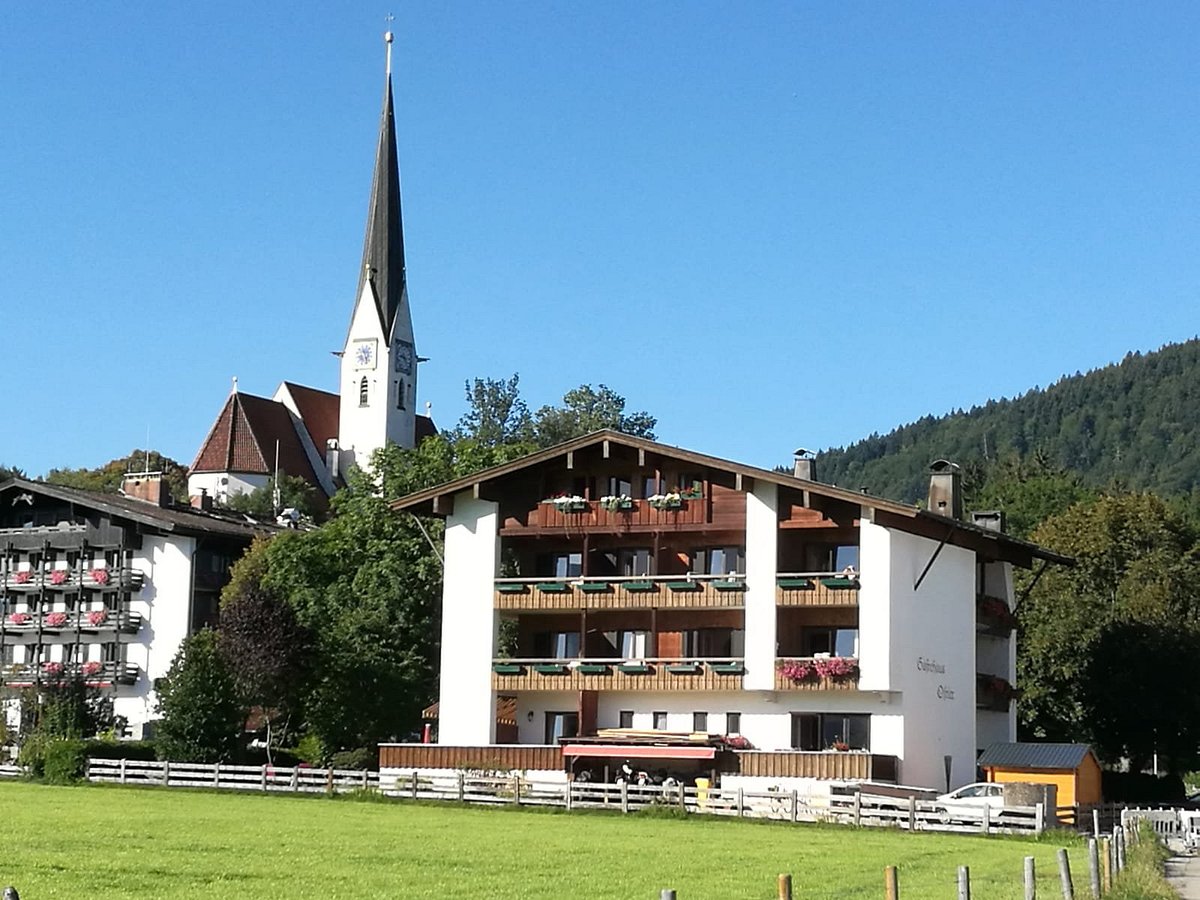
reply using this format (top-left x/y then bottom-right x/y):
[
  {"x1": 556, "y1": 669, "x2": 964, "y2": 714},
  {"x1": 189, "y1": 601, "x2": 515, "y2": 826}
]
[{"x1": 359, "y1": 377, "x2": 369, "y2": 407}]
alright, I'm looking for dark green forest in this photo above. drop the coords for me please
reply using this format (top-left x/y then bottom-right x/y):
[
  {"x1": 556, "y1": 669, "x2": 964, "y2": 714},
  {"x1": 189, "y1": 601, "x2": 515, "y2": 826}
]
[{"x1": 816, "y1": 338, "x2": 1200, "y2": 505}]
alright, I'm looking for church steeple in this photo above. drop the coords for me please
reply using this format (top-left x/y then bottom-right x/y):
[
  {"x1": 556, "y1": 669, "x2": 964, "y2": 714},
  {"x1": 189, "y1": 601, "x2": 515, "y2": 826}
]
[{"x1": 355, "y1": 31, "x2": 408, "y2": 339}]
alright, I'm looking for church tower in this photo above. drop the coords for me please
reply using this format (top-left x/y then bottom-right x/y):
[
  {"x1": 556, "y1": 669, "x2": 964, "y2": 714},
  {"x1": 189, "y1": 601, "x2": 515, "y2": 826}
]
[{"x1": 337, "y1": 30, "x2": 418, "y2": 480}]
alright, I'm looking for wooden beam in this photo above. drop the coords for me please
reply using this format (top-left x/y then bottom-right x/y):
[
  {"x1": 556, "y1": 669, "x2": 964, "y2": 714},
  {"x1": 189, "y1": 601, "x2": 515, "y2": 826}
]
[
  {"x1": 473, "y1": 482, "x2": 482, "y2": 499},
  {"x1": 566, "y1": 451, "x2": 574, "y2": 470},
  {"x1": 735, "y1": 473, "x2": 743, "y2": 491},
  {"x1": 602, "y1": 440, "x2": 610, "y2": 459},
  {"x1": 638, "y1": 448, "x2": 645, "y2": 467},
  {"x1": 431, "y1": 494, "x2": 454, "y2": 516}
]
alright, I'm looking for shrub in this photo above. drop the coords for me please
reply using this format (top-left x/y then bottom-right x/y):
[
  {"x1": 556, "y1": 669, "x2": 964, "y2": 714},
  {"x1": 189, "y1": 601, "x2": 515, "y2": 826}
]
[
  {"x1": 293, "y1": 733, "x2": 325, "y2": 766},
  {"x1": 42, "y1": 739, "x2": 86, "y2": 784},
  {"x1": 330, "y1": 748, "x2": 375, "y2": 770},
  {"x1": 81, "y1": 739, "x2": 158, "y2": 761}
]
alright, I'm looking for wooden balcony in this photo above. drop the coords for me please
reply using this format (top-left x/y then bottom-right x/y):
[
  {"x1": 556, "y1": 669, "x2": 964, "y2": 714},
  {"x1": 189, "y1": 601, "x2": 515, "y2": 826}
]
[
  {"x1": 492, "y1": 658, "x2": 746, "y2": 692},
  {"x1": 730, "y1": 750, "x2": 897, "y2": 782},
  {"x1": 0, "y1": 660, "x2": 139, "y2": 687},
  {"x1": 508, "y1": 497, "x2": 711, "y2": 534},
  {"x1": 976, "y1": 594, "x2": 1016, "y2": 637},
  {"x1": 495, "y1": 576, "x2": 746, "y2": 611},
  {"x1": 776, "y1": 574, "x2": 860, "y2": 608},
  {"x1": 379, "y1": 743, "x2": 562, "y2": 772},
  {"x1": 773, "y1": 657, "x2": 861, "y2": 692}
]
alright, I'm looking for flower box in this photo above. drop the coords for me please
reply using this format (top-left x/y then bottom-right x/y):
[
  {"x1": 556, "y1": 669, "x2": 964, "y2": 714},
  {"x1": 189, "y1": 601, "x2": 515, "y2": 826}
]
[
  {"x1": 537, "y1": 582, "x2": 572, "y2": 594},
  {"x1": 579, "y1": 582, "x2": 612, "y2": 594},
  {"x1": 666, "y1": 663, "x2": 701, "y2": 675},
  {"x1": 598, "y1": 495, "x2": 634, "y2": 511},
  {"x1": 495, "y1": 583, "x2": 529, "y2": 594},
  {"x1": 44, "y1": 612, "x2": 69, "y2": 627},
  {"x1": 81, "y1": 661, "x2": 103, "y2": 676},
  {"x1": 542, "y1": 495, "x2": 589, "y2": 513},
  {"x1": 777, "y1": 578, "x2": 815, "y2": 590},
  {"x1": 617, "y1": 663, "x2": 652, "y2": 675},
  {"x1": 666, "y1": 581, "x2": 701, "y2": 593},
  {"x1": 820, "y1": 577, "x2": 860, "y2": 590},
  {"x1": 534, "y1": 663, "x2": 569, "y2": 675},
  {"x1": 86, "y1": 610, "x2": 110, "y2": 627},
  {"x1": 492, "y1": 663, "x2": 523, "y2": 675},
  {"x1": 49, "y1": 570, "x2": 70, "y2": 586},
  {"x1": 648, "y1": 496, "x2": 683, "y2": 510},
  {"x1": 712, "y1": 580, "x2": 746, "y2": 592},
  {"x1": 6, "y1": 612, "x2": 31, "y2": 626},
  {"x1": 14, "y1": 571, "x2": 33, "y2": 585},
  {"x1": 624, "y1": 581, "x2": 658, "y2": 593},
  {"x1": 89, "y1": 568, "x2": 111, "y2": 586},
  {"x1": 707, "y1": 662, "x2": 745, "y2": 675},
  {"x1": 575, "y1": 663, "x2": 610, "y2": 675}
]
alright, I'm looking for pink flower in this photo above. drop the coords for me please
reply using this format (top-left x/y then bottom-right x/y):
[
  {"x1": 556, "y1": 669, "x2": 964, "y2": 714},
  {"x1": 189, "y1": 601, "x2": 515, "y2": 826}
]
[
  {"x1": 14, "y1": 571, "x2": 32, "y2": 584},
  {"x1": 813, "y1": 657, "x2": 859, "y2": 679},
  {"x1": 90, "y1": 568, "x2": 111, "y2": 586},
  {"x1": 42, "y1": 661, "x2": 64, "y2": 676},
  {"x1": 778, "y1": 660, "x2": 815, "y2": 682},
  {"x1": 44, "y1": 612, "x2": 68, "y2": 627},
  {"x1": 87, "y1": 610, "x2": 109, "y2": 626},
  {"x1": 7, "y1": 612, "x2": 30, "y2": 625},
  {"x1": 81, "y1": 661, "x2": 103, "y2": 676},
  {"x1": 50, "y1": 570, "x2": 69, "y2": 586}
]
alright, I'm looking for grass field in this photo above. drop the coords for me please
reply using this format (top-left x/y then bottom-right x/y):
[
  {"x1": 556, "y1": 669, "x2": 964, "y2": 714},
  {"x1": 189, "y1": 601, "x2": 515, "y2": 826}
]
[{"x1": 0, "y1": 782, "x2": 1084, "y2": 899}]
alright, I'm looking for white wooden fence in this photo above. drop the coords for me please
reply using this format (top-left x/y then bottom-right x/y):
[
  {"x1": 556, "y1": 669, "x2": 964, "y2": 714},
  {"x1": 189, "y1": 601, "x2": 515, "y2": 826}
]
[
  {"x1": 0, "y1": 763, "x2": 19, "y2": 779},
  {"x1": 84, "y1": 758, "x2": 1045, "y2": 835}
]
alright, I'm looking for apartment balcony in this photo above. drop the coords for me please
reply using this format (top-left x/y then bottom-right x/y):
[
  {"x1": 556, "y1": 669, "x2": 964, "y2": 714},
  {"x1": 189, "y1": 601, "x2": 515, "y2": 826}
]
[
  {"x1": 1, "y1": 610, "x2": 142, "y2": 636},
  {"x1": 1, "y1": 568, "x2": 144, "y2": 593},
  {"x1": 491, "y1": 657, "x2": 747, "y2": 692},
  {"x1": 977, "y1": 673, "x2": 1017, "y2": 712},
  {"x1": 976, "y1": 594, "x2": 1017, "y2": 637},
  {"x1": 0, "y1": 660, "x2": 139, "y2": 687},
  {"x1": 495, "y1": 575, "x2": 746, "y2": 611},
  {"x1": 511, "y1": 495, "x2": 710, "y2": 534},
  {"x1": 773, "y1": 656, "x2": 861, "y2": 692},
  {"x1": 775, "y1": 573, "x2": 860, "y2": 608}
]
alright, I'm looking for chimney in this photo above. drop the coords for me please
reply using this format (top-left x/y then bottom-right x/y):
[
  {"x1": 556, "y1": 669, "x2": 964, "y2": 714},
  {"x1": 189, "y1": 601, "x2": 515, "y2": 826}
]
[
  {"x1": 793, "y1": 448, "x2": 816, "y2": 481},
  {"x1": 325, "y1": 438, "x2": 340, "y2": 479},
  {"x1": 927, "y1": 460, "x2": 962, "y2": 519},
  {"x1": 972, "y1": 510, "x2": 1006, "y2": 533},
  {"x1": 190, "y1": 488, "x2": 213, "y2": 512},
  {"x1": 121, "y1": 471, "x2": 168, "y2": 508}
]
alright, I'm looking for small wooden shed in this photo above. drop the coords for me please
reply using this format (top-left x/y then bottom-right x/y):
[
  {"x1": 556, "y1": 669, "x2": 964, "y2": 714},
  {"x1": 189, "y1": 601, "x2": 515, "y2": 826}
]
[{"x1": 978, "y1": 742, "x2": 1102, "y2": 807}]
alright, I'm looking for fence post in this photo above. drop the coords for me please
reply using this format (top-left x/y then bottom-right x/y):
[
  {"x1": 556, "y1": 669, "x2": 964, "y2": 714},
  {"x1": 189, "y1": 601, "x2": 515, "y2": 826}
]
[
  {"x1": 1093, "y1": 808, "x2": 1101, "y2": 839},
  {"x1": 737, "y1": 788, "x2": 744, "y2": 818},
  {"x1": 1024, "y1": 856, "x2": 1036, "y2": 900},
  {"x1": 884, "y1": 865, "x2": 899, "y2": 900},
  {"x1": 290, "y1": 767, "x2": 298, "y2": 793},
  {"x1": 1036, "y1": 802, "x2": 1045, "y2": 835},
  {"x1": 1100, "y1": 837, "x2": 1111, "y2": 891},
  {"x1": 1087, "y1": 839, "x2": 1100, "y2": 899},
  {"x1": 678, "y1": 782, "x2": 686, "y2": 812},
  {"x1": 1115, "y1": 826, "x2": 1125, "y2": 872},
  {"x1": 778, "y1": 873, "x2": 793, "y2": 900},
  {"x1": 790, "y1": 790, "x2": 798, "y2": 824},
  {"x1": 213, "y1": 763, "x2": 221, "y2": 788},
  {"x1": 620, "y1": 781, "x2": 629, "y2": 814},
  {"x1": 512, "y1": 774, "x2": 520, "y2": 806},
  {"x1": 907, "y1": 796, "x2": 916, "y2": 832},
  {"x1": 982, "y1": 805, "x2": 991, "y2": 836},
  {"x1": 261, "y1": 764, "x2": 268, "y2": 792},
  {"x1": 660, "y1": 891, "x2": 676, "y2": 900},
  {"x1": 162, "y1": 759, "x2": 170, "y2": 787},
  {"x1": 457, "y1": 771, "x2": 465, "y2": 803},
  {"x1": 853, "y1": 791, "x2": 862, "y2": 826},
  {"x1": 410, "y1": 770, "x2": 418, "y2": 800},
  {"x1": 362, "y1": 769, "x2": 369, "y2": 790},
  {"x1": 1057, "y1": 848, "x2": 1074, "y2": 900},
  {"x1": 564, "y1": 781, "x2": 572, "y2": 811},
  {"x1": 119, "y1": 758, "x2": 127, "y2": 785},
  {"x1": 957, "y1": 866, "x2": 970, "y2": 900}
]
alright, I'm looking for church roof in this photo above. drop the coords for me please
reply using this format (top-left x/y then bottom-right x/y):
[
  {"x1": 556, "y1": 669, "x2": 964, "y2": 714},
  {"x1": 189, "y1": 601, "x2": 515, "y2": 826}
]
[
  {"x1": 279, "y1": 382, "x2": 340, "y2": 452},
  {"x1": 355, "y1": 76, "x2": 408, "y2": 338},
  {"x1": 190, "y1": 391, "x2": 322, "y2": 489}
]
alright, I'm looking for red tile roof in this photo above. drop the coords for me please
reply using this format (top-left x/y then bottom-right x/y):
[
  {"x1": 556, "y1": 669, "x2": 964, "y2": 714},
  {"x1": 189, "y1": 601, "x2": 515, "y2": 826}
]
[
  {"x1": 190, "y1": 392, "x2": 321, "y2": 489},
  {"x1": 281, "y1": 382, "x2": 339, "y2": 452}
]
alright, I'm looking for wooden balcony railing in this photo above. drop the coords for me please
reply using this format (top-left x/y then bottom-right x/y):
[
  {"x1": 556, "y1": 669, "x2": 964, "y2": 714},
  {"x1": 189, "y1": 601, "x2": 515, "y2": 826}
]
[
  {"x1": 379, "y1": 744, "x2": 562, "y2": 772},
  {"x1": 773, "y1": 657, "x2": 861, "y2": 692},
  {"x1": 529, "y1": 497, "x2": 708, "y2": 531},
  {"x1": 775, "y1": 573, "x2": 860, "y2": 607},
  {"x1": 1, "y1": 610, "x2": 142, "y2": 635},
  {"x1": 492, "y1": 658, "x2": 746, "y2": 692},
  {"x1": 731, "y1": 750, "x2": 897, "y2": 782},
  {"x1": 0, "y1": 660, "x2": 139, "y2": 687},
  {"x1": 494, "y1": 575, "x2": 746, "y2": 611}
]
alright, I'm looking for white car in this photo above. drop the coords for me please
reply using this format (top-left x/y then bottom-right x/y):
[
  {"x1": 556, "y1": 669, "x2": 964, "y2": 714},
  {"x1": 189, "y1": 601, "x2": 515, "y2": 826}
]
[{"x1": 936, "y1": 782, "x2": 1005, "y2": 815}]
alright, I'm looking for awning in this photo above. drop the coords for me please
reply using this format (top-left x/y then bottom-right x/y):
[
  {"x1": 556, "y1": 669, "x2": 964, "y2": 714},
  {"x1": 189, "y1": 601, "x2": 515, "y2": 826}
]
[{"x1": 561, "y1": 744, "x2": 716, "y2": 760}]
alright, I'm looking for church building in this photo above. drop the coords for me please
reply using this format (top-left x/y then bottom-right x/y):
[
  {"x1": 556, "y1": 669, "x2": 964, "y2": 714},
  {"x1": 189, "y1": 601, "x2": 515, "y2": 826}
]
[{"x1": 188, "y1": 32, "x2": 434, "y2": 507}]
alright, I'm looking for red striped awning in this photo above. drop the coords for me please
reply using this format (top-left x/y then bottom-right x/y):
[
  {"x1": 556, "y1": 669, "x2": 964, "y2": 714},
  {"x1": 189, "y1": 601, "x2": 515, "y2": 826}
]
[{"x1": 561, "y1": 744, "x2": 716, "y2": 760}]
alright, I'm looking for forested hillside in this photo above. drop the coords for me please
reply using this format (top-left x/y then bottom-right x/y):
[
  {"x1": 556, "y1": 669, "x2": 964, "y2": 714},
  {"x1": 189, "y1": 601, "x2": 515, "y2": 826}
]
[{"x1": 817, "y1": 339, "x2": 1200, "y2": 504}]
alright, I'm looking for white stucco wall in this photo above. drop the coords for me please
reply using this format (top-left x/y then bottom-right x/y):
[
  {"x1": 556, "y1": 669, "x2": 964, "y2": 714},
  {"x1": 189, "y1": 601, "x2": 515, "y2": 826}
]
[
  {"x1": 437, "y1": 494, "x2": 499, "y2": 745},
  {"x1": 187, "y1": 471, "x2": 268, "y2": 506},
  {"x1": 743, "y1": 483, "x2": 778, "y2": 690}
]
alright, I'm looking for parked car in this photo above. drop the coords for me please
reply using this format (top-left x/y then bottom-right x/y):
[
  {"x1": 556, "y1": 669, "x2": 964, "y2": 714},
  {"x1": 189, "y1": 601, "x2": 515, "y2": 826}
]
[{"x1": 936, "y1": 782, "x2": 1006, "y2": 817}]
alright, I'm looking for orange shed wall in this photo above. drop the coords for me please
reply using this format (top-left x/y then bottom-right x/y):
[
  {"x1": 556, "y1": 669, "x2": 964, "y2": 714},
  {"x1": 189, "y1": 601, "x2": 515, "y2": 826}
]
[
  {"x1": 1076, "y1": 755, "x2": 1103, "y2": 805},
  {"x1": 986, "y1": 767, "x2": 1079, "y2": 807}
]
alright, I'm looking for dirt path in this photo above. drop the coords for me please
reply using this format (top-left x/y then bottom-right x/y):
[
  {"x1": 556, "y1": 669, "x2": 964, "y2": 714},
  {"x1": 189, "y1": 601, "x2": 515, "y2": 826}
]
[{"x1": 1165, "y1": 855, "x2": 1200, "y2": 898}]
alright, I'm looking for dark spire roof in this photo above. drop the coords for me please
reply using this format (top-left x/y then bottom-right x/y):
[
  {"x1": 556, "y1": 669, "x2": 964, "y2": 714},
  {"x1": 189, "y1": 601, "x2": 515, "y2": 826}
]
[{"x1": 356, "y1": 76, "x2": 407, "y2": 337}]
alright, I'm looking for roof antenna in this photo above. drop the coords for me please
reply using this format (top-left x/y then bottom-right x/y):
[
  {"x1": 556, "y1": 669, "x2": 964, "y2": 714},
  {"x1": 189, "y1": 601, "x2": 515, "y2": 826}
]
[{"x1": 384, "y1": 15, "x2": 394, "y2": 77}]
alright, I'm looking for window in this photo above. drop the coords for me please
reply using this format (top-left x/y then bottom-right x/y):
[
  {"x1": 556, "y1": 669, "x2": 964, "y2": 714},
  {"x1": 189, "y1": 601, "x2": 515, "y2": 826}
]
[
  {"x1": 801, "y1": 627, "x2": 859, "y2": 658},
  {"x1": 544, "y1": 712, "x2": 579, "y2": 744},
  {"x1": 791, "y1": 713, "x2": 870, "y2": 751},
  {"x1": 692, "y1": 547, "x2": 745, "y2": 575},
  {"x1": 726, "y1": 712, "x2": 741, "y2": 735},
  {"x1": 533, "y1": 631, "x2": 581, "y2": 659},
  {"x1": 0, "y1": 644, "x2": 12, "y2": 665},
  {"x1": 358, "y1": 377, "x2": 369, "y2": 407},
  {"x1": 537, "y1": 552, "x2": 583, "y2": 578},
  {"x1": 692, "y1": 711, "x2": 708, "y2": 733},
  {"x1": 617, "y1": 630, "x2": 649, "y2": 658},
  {"x1": 101, "y1": 642, "x2": 121, "y2": 663},
  {"x1": 605, "y1": 475, "x2": 632, "y2": 497},
  {"x1": 618, "y1": 549, "x2": 652, "y2": 577},
  {"x1": 642, "y1": 475, "x2": 661, "y2": 498},
  {"x1": 652, "y1": 711, "x2": 668, "y2": 730},
  {"x1": 834, "y1": 545, "x2": 859, "y2": 573},
  {"x1": 618, "y1": 710, "x2": 634, "y2": 729},
  {"x1": 681, "y1": 628, "x2": 744, "y2": 658},
  {"x1": 396, "y1": 378, "x2": 406, "y2": 410}
]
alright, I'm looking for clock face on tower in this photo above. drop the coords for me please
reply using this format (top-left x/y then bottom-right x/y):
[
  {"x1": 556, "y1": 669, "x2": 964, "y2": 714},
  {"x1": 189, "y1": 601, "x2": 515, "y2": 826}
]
[
  {"x1": 352, "y1": 339, "x2": 378, "y2": 370},
  {"x1": 393, "y1": 339, "x2": 414, "y2": 375}
]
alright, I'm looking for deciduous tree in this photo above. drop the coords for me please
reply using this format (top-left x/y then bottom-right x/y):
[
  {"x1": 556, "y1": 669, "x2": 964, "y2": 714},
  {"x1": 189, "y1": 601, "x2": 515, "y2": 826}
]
[{"x1": 155, "y1": 630, "x2": 243, "y2": 762}]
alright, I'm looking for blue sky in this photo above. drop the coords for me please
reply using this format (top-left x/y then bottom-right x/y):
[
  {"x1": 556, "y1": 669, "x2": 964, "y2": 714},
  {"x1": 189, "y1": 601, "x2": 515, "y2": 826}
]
[{"x1": 3, "y1": 2, "x2": 1198, "y2": 478}]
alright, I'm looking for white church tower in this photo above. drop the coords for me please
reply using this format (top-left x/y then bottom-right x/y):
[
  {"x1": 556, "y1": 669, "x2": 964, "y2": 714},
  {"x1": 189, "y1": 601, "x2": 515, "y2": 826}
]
[{"x1": 337, "y1": 31, "x2": 419, "y2": 480}]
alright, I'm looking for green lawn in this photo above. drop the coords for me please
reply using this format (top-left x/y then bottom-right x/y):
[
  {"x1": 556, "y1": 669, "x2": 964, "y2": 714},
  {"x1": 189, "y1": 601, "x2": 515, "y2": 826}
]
[{"x1": 0, "y1": 782, "x2": 1083, "y2": 899}]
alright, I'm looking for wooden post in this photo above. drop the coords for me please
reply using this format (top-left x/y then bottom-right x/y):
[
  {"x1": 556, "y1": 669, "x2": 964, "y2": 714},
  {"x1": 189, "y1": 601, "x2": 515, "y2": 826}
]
[
  {"x1": 957, "y1": 866, "x2": 970, "y2": 900},
  {"x1": 737, "y1": 788, "x2": 744, "y2": 818},
  {"x1": 982, "y1": 805, "x2": 991, "y2": 836},
  {"x1": 620, "y1": 781, "x2": 629, "y2": 814},
  {"x1": 853, "y1": 791, "x2": 862, "y2": 826},
  {"x1": 1057, "y1": 848, "x2": 1074, "y2": 900},
  {"x1": 1115, "y1": 826, "x2": 1125, "y2": 872},
  {"x1": 119, "y1": 758, "x2": 127, "y2": 784},
  {"x1": 564, "y1": 781, "x2": 572, "y2": 811},
  {"x1": 1087, "y1": 839, "x2": 1100, "y2": 899},
  {"x1": 1092, "y1": 808, "x2": 1101, "y2": 839},
  {"x1": 884, "y1": 865, "x2": 899, "y2": 900},
  {"x1": 290, "y1": 767, "x2": 298, "y2": 792},
  {"x1": 790, "y1": 790, "x2": 798, "y2": 824},
  {"x1": 1036, "y1": 802, "x2": 1045, "y2": 835},
  {"x1": 512, "y1": 774, "x2": 520, "y2": 806},
  {"x1": 661, "y1": 891, "x2": 676, "y2": 900},
  {"x1": 410, "y1": 770, "x2": 418, "y2": 800},
  {"x1": 457, "y1": 771, "x2": 465, "y2": 803},
  {"x1": 162, "y1": 759, "x2": 170, "y2": 787},
  {"x1": 326, "y1": 767, "x2": 334, "y2": 795},
  {"x1": 1100, "y1": 837, "x2": 1111, "y2": 891},
  {"x1": 777, "y1": 873, "x2": 793, "y2": 900},
  {"x1": 361, "y1": 769, "x2": 369, "y2": 790},
  {"x1": 261, "y1": 764, "x2": 268, "y2": 792},
  {"x1": 1024, "y1": 856, "x2": 1036, "y2": 900},
  {"x1": 213, "y1": 763, "x2": 221, "y2": 787},
  {"x1": 678, "y1": 782, "x2": 686, "y2": 812},
  {"x1": 907, "y1": 796, "x2": 916, "y2": 832}
]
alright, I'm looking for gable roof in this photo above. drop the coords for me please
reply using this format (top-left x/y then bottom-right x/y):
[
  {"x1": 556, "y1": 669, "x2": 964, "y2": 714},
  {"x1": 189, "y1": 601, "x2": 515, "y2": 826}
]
[
  {"x1": 389, "y1": 430, "x2": 1072, "y2": 569},
  {"x1": 0, "y1": 478, "x2": 276, "y2": 540},
  {"x1": 190, "y1": 391, "x2": 322, "y2": 489},
  {"x1": 279, "y1": 382, "x2": 340, "y2": 452},
  {"x1": 977, "y1": 742, "x2": 1095, "y2": 771}
]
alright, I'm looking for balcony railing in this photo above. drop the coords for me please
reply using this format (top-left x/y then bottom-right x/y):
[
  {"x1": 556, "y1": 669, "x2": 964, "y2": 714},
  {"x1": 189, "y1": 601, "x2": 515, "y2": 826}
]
[
  {"x1": 530, "y1": 497, "x2": 708, "y2": 530},
  {"x1": 773, "y1": 656, "x2": 861, "y2": 692},
  {"x1": 492, "y1": 657, "x2": 746, "y2": 692},
  {"x1": 976, "y1": 594, "x2": 1017, "y2": 637},
  {"x1": 0, "y1": 568, "x2": 144, "y2": 593},
  {"x1": 0, "y1": 660, "x2": 139, "y2": 687},
  {"x1": 775, "y1": 573, "x2": 860, "y2": 607},
  {"x1": 1, "y1": 610, "x2": 142, "y2": 635},
  {"x1": 494, "y1": 575, "x2": 746, "y2": 611},
  {"x1": 977, "y1": 673, "x2": 1017, "y2": 712}
]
